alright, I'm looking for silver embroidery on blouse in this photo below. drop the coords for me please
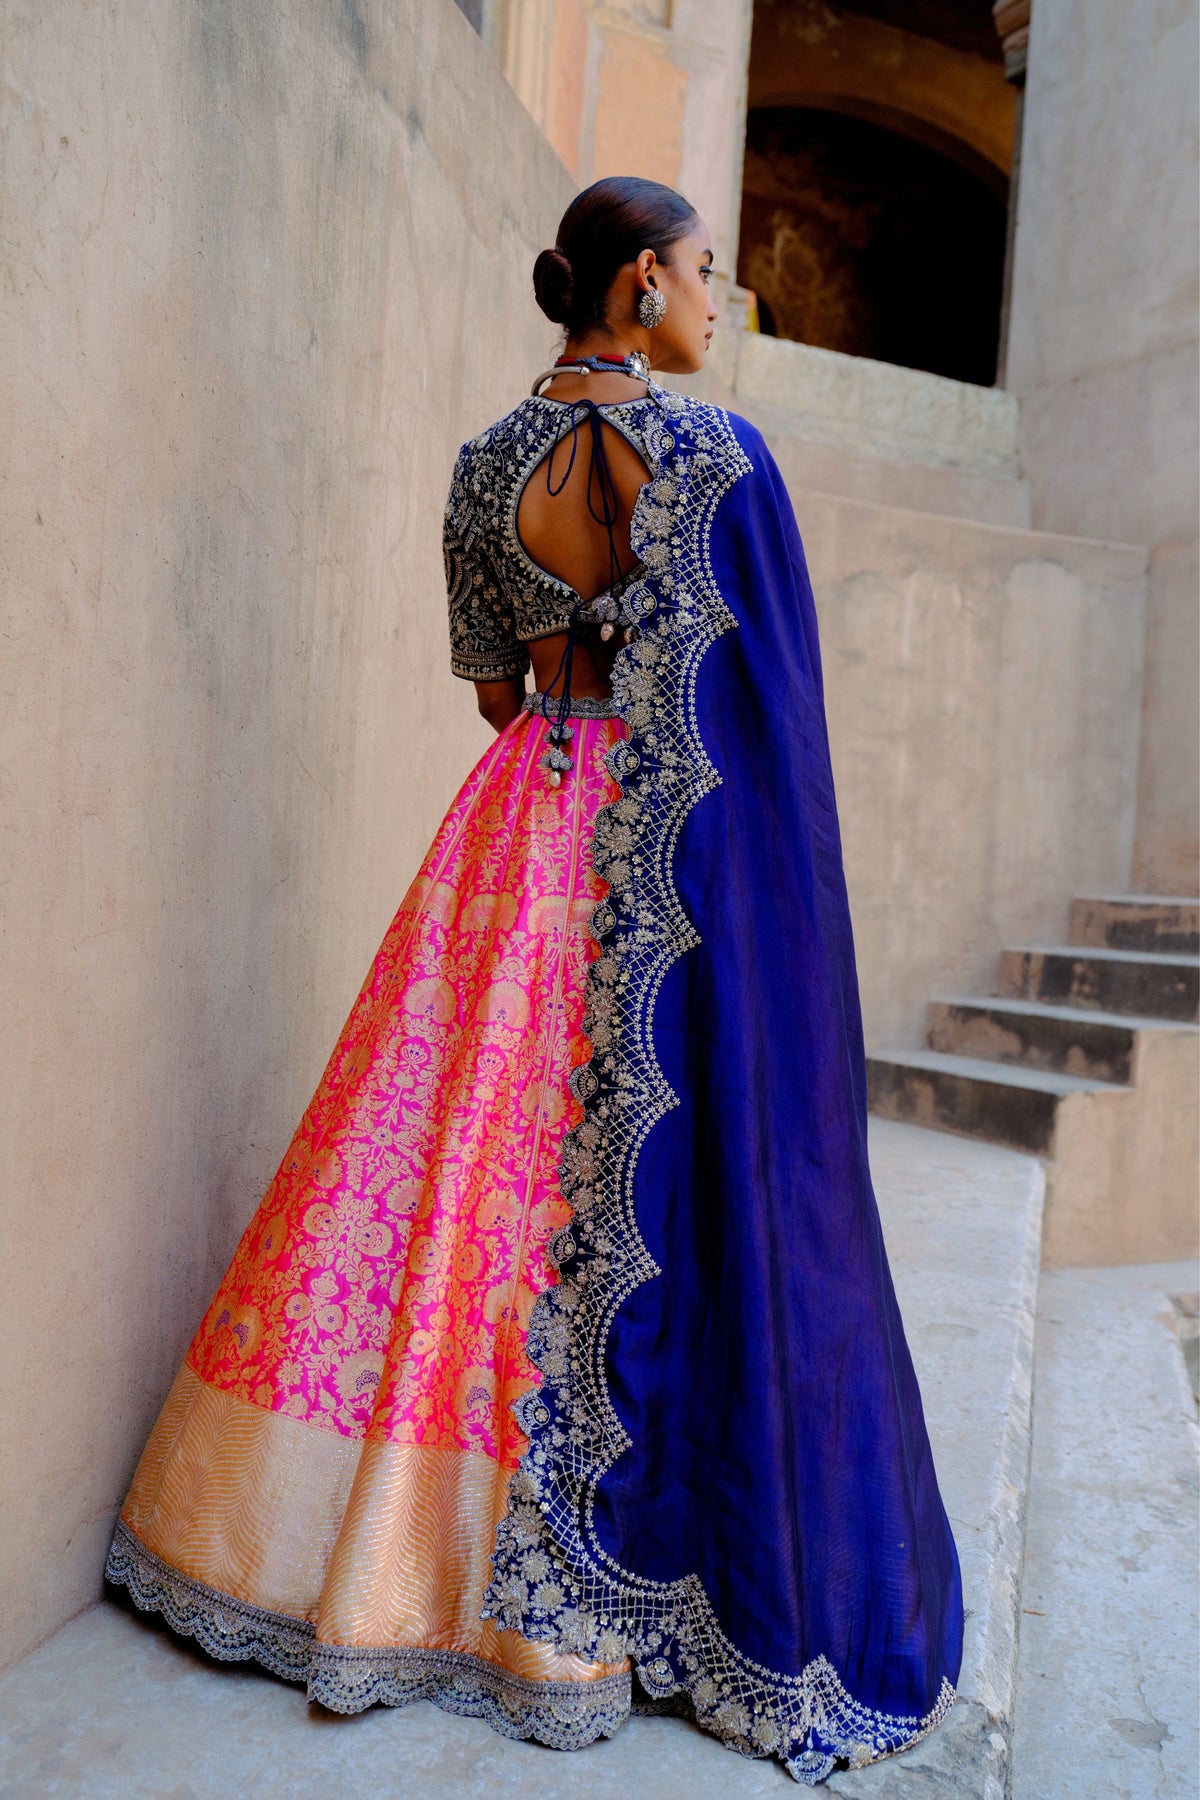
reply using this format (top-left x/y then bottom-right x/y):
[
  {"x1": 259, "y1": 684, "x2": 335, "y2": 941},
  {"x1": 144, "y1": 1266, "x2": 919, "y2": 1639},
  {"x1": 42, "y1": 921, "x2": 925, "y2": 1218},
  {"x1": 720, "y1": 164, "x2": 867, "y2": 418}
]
[
  {"x1": 479, "y1": 388, "x2": 958, "y2": 1786},
  {"x1": 443, "y1": 391, "x2": 664, "y2": 683}
]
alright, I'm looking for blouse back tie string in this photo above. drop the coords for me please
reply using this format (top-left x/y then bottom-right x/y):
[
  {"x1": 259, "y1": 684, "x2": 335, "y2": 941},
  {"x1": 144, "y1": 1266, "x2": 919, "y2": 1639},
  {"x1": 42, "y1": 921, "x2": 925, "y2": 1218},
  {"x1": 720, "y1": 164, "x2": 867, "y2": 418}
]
[{"x1": 536, "y1": 397, "x2": 625, "y2": 788}]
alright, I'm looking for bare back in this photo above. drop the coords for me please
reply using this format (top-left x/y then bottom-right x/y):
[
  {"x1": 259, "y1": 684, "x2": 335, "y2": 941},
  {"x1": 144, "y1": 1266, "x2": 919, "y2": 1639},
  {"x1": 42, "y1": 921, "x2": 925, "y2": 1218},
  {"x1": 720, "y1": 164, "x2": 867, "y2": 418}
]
[{"x1": 516, "y1": 388, "x2": 652, "y2": 697}]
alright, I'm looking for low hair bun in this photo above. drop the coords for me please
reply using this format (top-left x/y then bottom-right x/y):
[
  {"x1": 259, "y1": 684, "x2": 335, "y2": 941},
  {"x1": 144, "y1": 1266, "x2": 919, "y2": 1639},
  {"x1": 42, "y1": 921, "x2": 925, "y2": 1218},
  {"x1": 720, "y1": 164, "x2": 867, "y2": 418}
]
[
  {"x1": 532, "y1": 247, "x2": 575, "y2": 325},
  {"x1": 534, "y1": 179, "x2": 699, "y2": 338}
]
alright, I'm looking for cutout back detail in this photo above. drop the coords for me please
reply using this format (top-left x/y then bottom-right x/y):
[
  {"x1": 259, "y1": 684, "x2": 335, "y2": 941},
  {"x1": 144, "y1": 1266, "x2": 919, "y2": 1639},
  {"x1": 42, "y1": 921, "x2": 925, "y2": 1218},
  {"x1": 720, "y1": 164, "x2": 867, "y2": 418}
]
[
  {"x1": 514, "y1": 399, "x2": 654, "y2": 784},
  {"x1": 515, "y1": 404, "x2": 653, "y2": 608}
]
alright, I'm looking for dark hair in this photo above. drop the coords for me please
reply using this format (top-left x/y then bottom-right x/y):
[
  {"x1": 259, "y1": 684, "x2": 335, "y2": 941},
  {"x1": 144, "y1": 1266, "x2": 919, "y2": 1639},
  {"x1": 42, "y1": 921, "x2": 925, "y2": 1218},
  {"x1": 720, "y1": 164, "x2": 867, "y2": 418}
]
[{"x1": 533, "y1": 176, "x2": 699, "y2": 335}]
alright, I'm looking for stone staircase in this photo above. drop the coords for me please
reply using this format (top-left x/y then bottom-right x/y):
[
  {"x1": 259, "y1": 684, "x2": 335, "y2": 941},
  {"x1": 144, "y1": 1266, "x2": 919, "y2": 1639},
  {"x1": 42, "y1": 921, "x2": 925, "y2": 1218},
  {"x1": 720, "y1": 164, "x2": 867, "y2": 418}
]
[{"x1": 867, "y1": 895, "x2": 1200, "y2": 1267}]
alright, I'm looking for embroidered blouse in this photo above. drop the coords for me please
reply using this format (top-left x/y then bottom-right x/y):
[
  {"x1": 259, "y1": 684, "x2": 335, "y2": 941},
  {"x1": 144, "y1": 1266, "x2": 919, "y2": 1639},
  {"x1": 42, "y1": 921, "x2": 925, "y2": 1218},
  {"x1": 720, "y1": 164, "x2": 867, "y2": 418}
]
[{"x1": 442, "y1": 389, "x2": 665, "y2": 683}]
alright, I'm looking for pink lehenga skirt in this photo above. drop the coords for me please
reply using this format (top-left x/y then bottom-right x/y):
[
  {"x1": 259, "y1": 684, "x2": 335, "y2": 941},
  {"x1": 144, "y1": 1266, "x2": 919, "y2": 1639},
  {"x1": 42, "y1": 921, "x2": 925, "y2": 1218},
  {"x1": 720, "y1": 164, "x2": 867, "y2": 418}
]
[{"x1": 107, "y1": 695, "x2": 633, "y2": 1742}]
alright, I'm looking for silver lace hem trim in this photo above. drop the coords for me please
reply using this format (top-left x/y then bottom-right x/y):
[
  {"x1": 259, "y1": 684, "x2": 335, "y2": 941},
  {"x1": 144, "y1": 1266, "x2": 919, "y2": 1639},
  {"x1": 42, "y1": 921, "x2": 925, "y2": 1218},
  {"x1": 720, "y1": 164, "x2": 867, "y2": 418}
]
[{"x1": 105, "y1": 1518, "x2": 631, "y2": 1751}]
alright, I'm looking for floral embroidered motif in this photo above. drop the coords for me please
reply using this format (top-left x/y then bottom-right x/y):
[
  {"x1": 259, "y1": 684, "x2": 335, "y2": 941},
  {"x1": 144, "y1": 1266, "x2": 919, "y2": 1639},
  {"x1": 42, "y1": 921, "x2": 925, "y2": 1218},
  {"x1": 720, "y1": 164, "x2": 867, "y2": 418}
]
[
  {"x1": 480, "y1": 390, "x2": 958, "y2": 1786},
  {"x1": 443, "y1": 393, "x2": 665, "y2": 683}
]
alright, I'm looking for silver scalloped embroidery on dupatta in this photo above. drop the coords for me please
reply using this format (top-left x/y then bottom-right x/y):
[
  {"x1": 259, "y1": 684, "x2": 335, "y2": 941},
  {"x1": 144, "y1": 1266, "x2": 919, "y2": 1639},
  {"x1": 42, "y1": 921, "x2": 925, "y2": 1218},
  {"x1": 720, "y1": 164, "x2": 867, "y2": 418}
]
[{"x1": 480, "y1": 389, "x2": 957, "y2": 1786}]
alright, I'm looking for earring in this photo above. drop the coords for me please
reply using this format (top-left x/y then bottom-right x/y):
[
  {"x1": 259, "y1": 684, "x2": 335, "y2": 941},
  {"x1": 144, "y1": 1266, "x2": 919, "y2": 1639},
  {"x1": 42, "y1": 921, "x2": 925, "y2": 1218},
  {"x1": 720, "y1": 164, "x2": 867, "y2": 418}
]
[{"x1": 637, "y1": 286, "x2": 666, "y2": 328}]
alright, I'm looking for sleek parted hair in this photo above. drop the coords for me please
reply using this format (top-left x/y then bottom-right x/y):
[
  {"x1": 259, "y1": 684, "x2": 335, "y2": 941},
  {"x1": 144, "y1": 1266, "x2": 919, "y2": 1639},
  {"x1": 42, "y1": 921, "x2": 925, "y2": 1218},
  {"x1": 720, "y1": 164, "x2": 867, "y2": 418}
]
[{"x1": 532, "y1": 175, "x2": 699, "y2": 335}]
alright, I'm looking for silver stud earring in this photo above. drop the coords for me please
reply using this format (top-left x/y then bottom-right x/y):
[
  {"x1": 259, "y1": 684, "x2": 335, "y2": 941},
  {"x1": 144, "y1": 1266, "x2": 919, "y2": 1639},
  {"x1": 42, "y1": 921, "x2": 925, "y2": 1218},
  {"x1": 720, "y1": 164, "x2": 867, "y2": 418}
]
[{"x1": 637, "y1": 286, "x2": 667, "y2": 329}]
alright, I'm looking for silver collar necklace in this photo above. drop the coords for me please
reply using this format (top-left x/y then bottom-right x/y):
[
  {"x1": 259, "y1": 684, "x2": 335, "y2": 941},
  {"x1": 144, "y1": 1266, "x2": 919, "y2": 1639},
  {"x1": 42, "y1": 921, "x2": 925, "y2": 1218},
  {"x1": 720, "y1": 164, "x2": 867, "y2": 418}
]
[{"x1": 530, "y1": 349, "x2": 653, "y2": 397}]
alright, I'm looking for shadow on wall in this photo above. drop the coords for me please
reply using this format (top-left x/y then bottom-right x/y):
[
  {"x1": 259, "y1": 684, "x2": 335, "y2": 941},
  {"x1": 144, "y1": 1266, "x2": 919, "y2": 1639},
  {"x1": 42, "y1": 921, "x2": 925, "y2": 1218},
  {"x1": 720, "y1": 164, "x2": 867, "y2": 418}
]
[{"x1": 738, "y1": 105, "x2": 1006, "y2": 386}]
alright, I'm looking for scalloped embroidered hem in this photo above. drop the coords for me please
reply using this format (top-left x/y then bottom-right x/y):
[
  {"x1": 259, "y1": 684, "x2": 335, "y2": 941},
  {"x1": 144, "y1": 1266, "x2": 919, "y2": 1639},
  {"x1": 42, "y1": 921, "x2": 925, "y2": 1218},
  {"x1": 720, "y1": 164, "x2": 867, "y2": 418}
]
[
  {"x1": 106, "y1": 1519, "x2": 955, "y2": 1784},
  {"x1": 104, "y1": 1520, "x2": 630, "y2": 1753}
]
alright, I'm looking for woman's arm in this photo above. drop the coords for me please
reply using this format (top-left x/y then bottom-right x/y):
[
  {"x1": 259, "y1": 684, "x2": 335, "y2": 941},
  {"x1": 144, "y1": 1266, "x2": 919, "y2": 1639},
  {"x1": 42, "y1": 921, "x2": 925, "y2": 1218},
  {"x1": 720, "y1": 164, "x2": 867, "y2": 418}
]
[{"x1": 474, "y1": 676, "x2": 525, "y2": 733}]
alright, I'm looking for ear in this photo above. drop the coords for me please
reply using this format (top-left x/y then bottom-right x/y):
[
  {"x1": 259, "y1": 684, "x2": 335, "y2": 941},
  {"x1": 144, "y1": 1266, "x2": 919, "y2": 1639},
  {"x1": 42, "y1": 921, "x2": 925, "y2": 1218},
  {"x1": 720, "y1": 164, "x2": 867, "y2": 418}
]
[{"x1": 637, "y1": 248, "x2": 659, "y2": 290}]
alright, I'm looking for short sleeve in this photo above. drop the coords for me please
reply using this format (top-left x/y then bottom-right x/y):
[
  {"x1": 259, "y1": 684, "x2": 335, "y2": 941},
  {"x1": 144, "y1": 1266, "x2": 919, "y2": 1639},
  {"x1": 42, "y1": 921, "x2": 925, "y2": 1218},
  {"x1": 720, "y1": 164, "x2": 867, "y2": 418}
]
[{"x1": 443, "y1": 444, "x2": 530, "y2": 684}]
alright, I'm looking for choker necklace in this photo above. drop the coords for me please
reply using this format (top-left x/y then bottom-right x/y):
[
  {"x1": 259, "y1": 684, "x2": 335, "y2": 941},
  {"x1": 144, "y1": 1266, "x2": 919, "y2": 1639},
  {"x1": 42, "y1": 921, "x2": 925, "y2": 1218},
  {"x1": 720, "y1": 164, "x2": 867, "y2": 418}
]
[{"x1": 530, "y1": 348, "x2": 653, "y2": 396}]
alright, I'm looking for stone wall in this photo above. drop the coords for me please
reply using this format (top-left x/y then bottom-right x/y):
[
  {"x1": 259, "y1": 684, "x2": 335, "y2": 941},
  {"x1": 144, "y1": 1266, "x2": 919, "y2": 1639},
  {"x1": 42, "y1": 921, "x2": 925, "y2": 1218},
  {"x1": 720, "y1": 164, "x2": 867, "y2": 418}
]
[
  {"x1": 1005, "y1": 0, "x2": 1200, "y2": 893},
  {"x1": 0, "y1": 0, "x2": 573, "y2": 1669}
]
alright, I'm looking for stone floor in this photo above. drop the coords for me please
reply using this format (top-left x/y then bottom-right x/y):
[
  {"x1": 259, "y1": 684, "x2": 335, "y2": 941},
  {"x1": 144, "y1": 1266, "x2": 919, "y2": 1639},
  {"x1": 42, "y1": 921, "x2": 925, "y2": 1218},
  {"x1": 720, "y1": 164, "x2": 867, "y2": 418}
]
[
  {"x1": 1011, "y1": 1260, "x2": 1200, "y2": 1800},
  {"x1": 0, "y1": 1116, "x2": 1139, "y2": 1800}
]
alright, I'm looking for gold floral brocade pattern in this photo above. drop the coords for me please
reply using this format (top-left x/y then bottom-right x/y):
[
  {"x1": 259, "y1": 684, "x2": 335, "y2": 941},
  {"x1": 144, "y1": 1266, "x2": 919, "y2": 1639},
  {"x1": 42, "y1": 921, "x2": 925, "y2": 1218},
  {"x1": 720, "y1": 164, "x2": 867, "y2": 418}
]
[
  {"x1": 121, "y1": 1365, "x2": 620, "y2": 1684},
  {"x1": 187, "y1": 712, "x2": 625, "y2": 1471}
]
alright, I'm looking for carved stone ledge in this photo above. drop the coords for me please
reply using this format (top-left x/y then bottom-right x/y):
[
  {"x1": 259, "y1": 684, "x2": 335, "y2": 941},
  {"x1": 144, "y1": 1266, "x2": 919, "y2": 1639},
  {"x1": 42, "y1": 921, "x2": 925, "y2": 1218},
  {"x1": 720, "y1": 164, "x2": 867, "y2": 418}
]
[{"x1": 993, "y1": 0, "x2": 1030, "y2": 82}]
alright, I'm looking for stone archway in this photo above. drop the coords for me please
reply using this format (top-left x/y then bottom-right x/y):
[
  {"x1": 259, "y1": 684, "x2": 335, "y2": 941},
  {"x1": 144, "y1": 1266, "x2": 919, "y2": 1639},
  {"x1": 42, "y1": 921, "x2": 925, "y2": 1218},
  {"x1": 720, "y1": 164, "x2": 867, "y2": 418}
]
[
  {"x1": 738, "y1": 103, "x2": 1008, "y2": 384},
  {"x1": 739, "y1": 0, "x2": 1016, "y2": 383}
]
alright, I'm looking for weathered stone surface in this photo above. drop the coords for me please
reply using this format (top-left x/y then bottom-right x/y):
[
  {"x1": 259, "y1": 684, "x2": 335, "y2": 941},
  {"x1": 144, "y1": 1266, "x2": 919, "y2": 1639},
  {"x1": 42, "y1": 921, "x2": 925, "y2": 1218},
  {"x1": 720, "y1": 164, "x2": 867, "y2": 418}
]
[
  {"x1": 928, "y1": 1000, "x2": 1144, "y2": 1080},
  {"x1": 826, "y1": 1697, "x2": 1008, "y2": 1799},
  {"x1": 1135, "y1": 537, "x2": 1200, "y2": 895},
  {"x1": 764, "y1": 431, "x2": 1033, "y2": 528},
  {"x1": 866, "y1": 1046, "x2": 1128, "y2": 1157},
  {"x1": 1006, "y1": 0, "x2": 1199, "y2": 894},
  {"x1": 924, "y1": 995, "x2": 1183, "y2": 1084},
  {"x1": 869, "y1": 891, "x2": 1200, "y2": 1266},
  {"x1": 869, "y1": 1018, "x2": 1198, "y2": 1268},
  {"x1": 798, "y1": 501, "x2": 1146, "y2": 1054},
  {"x1": 997, "y1": 946, "x2": 1200, "y2": 1022},
  {"x1": 1011, "y1": 1261, "x2": 1200, "y2": 1800},
  {"x1": 1069, "y1": 895, "x2": 1200, "y2": 957},
  {"x1": 707, "y1": 328, "x2": 1021, "y2": 475}
]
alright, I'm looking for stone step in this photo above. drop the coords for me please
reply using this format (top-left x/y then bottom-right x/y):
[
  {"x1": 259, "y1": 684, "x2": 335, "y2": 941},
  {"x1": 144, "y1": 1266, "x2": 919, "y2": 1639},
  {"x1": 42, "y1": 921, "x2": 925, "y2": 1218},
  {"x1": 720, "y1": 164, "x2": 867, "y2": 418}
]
[
  {"x1": 1011, "y1": 1261, "x2": 1200, "y2": 1799},
  {"x1": 869, "y1": 1033, "x2": 1197, "y2": 1269},
  {"x1": 925, "y1": 992, "x2": 1199, "y2": 1084},
  {"x1": 996, "y1": 944, "x2": 1200, "y2": 1022},
  {"x1": 1068, "y1": 892, "x2": 1200, "y2": 956},
  {"x1": 866, "y1": 1045, "x2": 1132, "y2": 1157}
]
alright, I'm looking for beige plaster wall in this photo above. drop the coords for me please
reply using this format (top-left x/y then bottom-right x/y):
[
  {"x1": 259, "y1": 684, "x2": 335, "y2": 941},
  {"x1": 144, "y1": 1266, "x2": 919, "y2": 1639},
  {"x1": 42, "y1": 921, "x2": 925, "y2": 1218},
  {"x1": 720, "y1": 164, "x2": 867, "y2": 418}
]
[
  {"x1": 0, "y1": 0, "x2": 573, "y2": 1669},
  {"x1": 1005, "y1": 0, "x2": 1200, "y2": 893}
]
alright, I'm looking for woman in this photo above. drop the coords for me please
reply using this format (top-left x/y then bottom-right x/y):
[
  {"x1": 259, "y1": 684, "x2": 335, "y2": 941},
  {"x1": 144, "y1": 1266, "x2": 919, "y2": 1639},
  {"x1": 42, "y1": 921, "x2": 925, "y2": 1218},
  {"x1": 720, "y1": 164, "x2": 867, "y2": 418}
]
[{"x1": 107, "y1": 177, "x2": 964, "y2": 1786}]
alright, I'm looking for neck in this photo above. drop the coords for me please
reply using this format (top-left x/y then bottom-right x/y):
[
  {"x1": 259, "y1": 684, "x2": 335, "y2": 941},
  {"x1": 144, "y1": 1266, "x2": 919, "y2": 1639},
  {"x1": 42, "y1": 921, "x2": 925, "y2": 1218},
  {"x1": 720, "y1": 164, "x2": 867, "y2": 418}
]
[{"x1": 563, "y1": 332, "x2": 654, "y2": 371}]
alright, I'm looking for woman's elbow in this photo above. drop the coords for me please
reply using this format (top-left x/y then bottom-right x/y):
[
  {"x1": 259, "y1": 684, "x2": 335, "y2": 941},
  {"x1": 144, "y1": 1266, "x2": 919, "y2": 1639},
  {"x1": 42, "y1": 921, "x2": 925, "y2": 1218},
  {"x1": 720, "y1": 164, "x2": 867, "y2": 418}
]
[{"x1": 474, "y1": 678, "x2": 524, "y2": 733}]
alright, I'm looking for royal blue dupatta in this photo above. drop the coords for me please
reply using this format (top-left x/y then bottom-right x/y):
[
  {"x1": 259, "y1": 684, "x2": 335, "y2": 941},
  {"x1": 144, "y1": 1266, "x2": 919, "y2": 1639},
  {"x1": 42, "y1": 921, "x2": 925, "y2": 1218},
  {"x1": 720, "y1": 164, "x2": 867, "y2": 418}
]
[{"x1": 482, "y1": 391, "x2": 964, "y2": 1786}]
